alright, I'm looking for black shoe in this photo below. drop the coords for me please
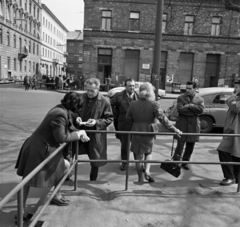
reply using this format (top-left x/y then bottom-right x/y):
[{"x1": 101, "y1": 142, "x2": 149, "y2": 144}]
[
  {"x1": 220, "y1": 178, "x2": 235, "y2": 186},
  {"x1": 120, "y1": 163, "x2": 126, "y2": 171},
  {"x1": 145, "y1": 173, "x2": 155, "y2": 183},
  {"x1": 181, "y1": 164, "x2": 189, "y2": 170},
  {"x1": 14, "y1": 212, "x2": 34, "y2": 224}
]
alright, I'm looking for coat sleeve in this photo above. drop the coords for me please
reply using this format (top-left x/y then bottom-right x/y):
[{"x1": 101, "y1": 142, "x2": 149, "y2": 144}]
[
  {"x1": 153, "y1": 102, "x2": 178, "y2": 132},
  {"x1": 226, "y1": 95, "x2": 240, "y2": 113},
  {"x1": 50, "y1": 114, "x2": 79, "y2": 143},
  {"x1": 188, "y1": 97, "x2": 205, "y2": 114},
  {"x1": 95, "y1": 99, "x2": 114, "y2": 130},
  {"x1": 110, "y1": 93, "x2": 119, "y2": 118},
  {"x1": 177, "y1": 96, "x2": 195, "y2": 116}
]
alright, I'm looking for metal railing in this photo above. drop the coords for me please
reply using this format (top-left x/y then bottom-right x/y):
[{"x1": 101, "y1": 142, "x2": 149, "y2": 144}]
[{"x1": 0, "y1": 131, "x2": 240, "y2": 227}]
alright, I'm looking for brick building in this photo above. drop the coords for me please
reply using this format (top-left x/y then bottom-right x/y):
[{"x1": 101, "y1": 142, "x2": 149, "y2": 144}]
[
  {"x1": 83, "y1": 0, "x2": 240, "y2": 89},
  {"x1": 66, "y1": 30, "x2": 83, "y2": 77},
  {"x1": 0, "y1": 0, "x2": 42, "y2": 80}
]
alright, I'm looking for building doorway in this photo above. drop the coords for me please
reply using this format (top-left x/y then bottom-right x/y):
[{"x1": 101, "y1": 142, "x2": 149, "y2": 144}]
[
  {"x1": 204, "y1": 54, "x2": 220, "y2": 87},
  {"x1": 97, "y1": 48, "x2": 112, "y2": 84},
  {"x1": 124, "y1": 50, "x2": 140, "y2": 81}
]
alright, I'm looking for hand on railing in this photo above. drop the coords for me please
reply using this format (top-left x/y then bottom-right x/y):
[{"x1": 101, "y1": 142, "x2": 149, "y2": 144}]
[
  {"x1": 175, "y1": 129, "x2": 182, "y2": 138},
  {"x1": 76, "y1": 130, "x2": 90, "y2": 142}
]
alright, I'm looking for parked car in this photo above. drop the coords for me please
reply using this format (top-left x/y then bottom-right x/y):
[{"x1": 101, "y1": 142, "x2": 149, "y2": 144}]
[
  {"x1": 107, "y1": 81, "x2": 166, "y2": 99},
  {"x1": 164, "y1": 87, "x2": 234, "y2": 133}
]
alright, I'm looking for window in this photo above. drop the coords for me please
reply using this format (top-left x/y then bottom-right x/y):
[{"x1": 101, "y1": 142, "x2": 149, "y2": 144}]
[
  {"x1": 29, "y1": 61, "x2": 31, "y2": 72},
  {"x1": 14, "y1": 34, "x2": 16, "y2": 48},
  {"x1": 37, "y1": 9, "x2": 39, "y2": 20},
  {"x1": 19, "y1": 59, "x2": 22, "y2": 71},
  {"x1": 29, "y1": 1, "x2": 32, "y2": 14},
  {"x1": 78, "y1": 57, "x2": 83, "y2": 62},
  {"x1": 7, "y1": 57, "x2": 10, "y2": 69},
  {"x1": 129, "y1": 12, "x2": 140, "y2": 31},
  {"x1": 78, "y1": 64, "x2": 82, "y2": 68},
  {"x1": 0, "y1": 28, "x2": 2, "y2": 44},
  {"x1": 162, "y1": 14, "x2": 167, "y2": 33},
  {"x1": 69, "y1": 42, "x2": 74, "y2": 47},
  {"x1": 69, "y1": 64, "x2": 74, "y2": 68},
  {"x1": 25, "y1": 0, "x2": 27, "y2": 10},
  {"x1": 45, "y1": 34, "x2": 47, "y2": 41},
  {"x1": 184, "y1": 15, "x2": 194, "y2": 35},
  {"x1": 6, "y1": 5, "x2": 10, "y2": 20},
  {"x1": 34, "y1": 5, "x2": 36, "y2": 17},
  {"x1": 14, "y1": 58, "x2": 17, "y2": 71},
  {"x1": 79, "y1": 45, "x2": 83, "y2": 53},
  {"x1": 213, "y1": 94, "x2": 231, "y2": 104},
  {"x1": 43, "y1": 17, "x2": 45, "y2": 25},
  {"x1": 19, "y1": 37, "x2": 22, "y2": 49},
  {"x1": 33, "y1": 42, "x2": 35, "y2": 54},
  {"x1": 0, "y1": 0, "x2": 3, "y2": 16},
  {"x1": 211, "y1": 17, "x2": 221, "y2": 36},
  {"x1": 42, "y1": 47, "x2": 44, "y2": 56},
  {"x1": 20, "y1": 0, "x2": 22, "y2": 7},
  {"x1": 101, "y1": 10, "x2": 111, "y2": 30},
  {"x1": 33, "y1": 62, "x2": 35, "y2": 72},
  {"x1": 7, "y1": 31, "x2": 10, "y2": 46},
  {"x1": 29, "y1": 41, "x2": 31, "y2": 53}
]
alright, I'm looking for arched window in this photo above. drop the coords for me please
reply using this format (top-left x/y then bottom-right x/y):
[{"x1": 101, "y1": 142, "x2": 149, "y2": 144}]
[
  {"x1": 33, "y1": 42, "x2": 35, "y2": 54},
  {"x1": 29, "y1": 1, "x2": 32, "y2": 14},
  {"x1": 7, "y1": 31, "x2": 10, "y2": 46}
]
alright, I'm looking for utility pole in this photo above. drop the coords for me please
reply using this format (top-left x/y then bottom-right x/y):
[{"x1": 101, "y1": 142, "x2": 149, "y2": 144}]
[{"x1": 152, "y1": 0, "x2": 164, "y2": 100}]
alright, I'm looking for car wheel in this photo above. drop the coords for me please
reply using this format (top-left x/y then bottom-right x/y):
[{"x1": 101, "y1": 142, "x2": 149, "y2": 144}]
[{"x1": 200, "y1": 116, "x2": 213, "y2": 133}]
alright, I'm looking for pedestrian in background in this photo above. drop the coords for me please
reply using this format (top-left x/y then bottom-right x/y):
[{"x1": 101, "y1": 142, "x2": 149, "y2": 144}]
[
  {"x1": 31, "y1": 75, "x2": 37, "y2": 90},
  {"x1": 75, "y1": 78, "x2": 113, "y2": 181},
  {"x1": 172, "y1": 81, "x2": 205, "y2": 170},
  {"x1": 110, "y1": 79, "x2": 138, "y2": 171},
  {"x1": 23, "y1": 74, "x2": 30, "y2": 91},
  {"x1": 126, "y1": 82, "x2": 182, "y2": 183},
  {"x1": 15, "y1": 92, "x2": 89, "y2": 223},
  {"x1": 217, "y1": 79, "x2": 240, "y2": 186}
]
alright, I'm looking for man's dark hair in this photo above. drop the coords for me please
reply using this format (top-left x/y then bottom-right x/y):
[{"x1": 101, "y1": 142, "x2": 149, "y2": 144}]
[
  {"x1": 186, "y1": 81, "x2": 197, "y2": 89},
  {"x1": 124, "y1": 78, "x2": 135, "y2": 86},
  {"x1": 61, "y1": 92, "x2": 83, "y2": 111}
]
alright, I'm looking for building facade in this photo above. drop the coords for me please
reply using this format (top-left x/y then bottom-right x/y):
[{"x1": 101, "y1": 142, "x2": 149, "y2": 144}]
[
  {"x1": 66, "y1": 30, "x2": 83, "y2": 78},
  {"x1": 83, "y1": 0, "x2": 240, "y2": 88},
  {"x1": 41, "y1": 4, "x2": 68, "y2": 78},
  {"x1": 0, "y1": 0, "x2": 42, "y2": 80}
]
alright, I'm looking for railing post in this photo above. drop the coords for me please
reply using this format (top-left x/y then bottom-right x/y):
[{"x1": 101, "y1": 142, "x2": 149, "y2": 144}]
[
  {"x1": 74, "y1": 141, "x2": 79, "y2": 191},
  {"x1": 237, "y1": 170, "x2": 240, "y2": 193},
  {"x1": 125, "y1": 134, "x2": 130, "y2": 191},
  {"x1": 17, "y1": 188, "x2": 23, "y2": 227}
]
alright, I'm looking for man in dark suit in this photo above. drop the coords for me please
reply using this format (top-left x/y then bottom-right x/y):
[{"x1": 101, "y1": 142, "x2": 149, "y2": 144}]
[
  {"x1": 76, "y1": 78, "x2": 114, "y2": 181},
  {"x1": 110, "y1": 79, "x2": 138, "y2": 171}
]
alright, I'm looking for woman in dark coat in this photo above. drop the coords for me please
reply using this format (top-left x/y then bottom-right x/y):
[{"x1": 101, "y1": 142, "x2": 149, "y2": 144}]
[
  {"x1": 15, "y1": 92, "x2": 89, "y2": 221},
  {"x1": 126, "y1": 82, "x2": 182, "y2": 183}
]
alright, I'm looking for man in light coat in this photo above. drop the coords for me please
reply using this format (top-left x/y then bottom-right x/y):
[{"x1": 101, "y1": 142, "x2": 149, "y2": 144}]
[
  {"x1": 217, "y1": 80, "x2": 240, "y2": 186},
  {"x1": 173, "y1": 81, "x2": 205, "y2": 170}
]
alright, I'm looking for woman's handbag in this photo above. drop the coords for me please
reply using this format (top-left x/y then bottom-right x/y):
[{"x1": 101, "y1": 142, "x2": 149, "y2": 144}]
[{"x1": 160, "y1": 138, "x2": 181, "y2": 178}]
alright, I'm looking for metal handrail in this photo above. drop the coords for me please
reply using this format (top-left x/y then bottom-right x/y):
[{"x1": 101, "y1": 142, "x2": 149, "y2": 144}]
[{"x1": 0, "y1": 130, "x2": 240, "y2": 227}]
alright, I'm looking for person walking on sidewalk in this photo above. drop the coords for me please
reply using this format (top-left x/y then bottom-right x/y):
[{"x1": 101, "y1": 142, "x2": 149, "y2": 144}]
[
  {"x1": 126, "y1": 82, "x2": 182, "y2": 183},
  {"x1": 31, "y1": 75, "x2": 37, "y2": 90},
  {"x1": 172, "y1": 81, "x2": 205, "y2": 170},
  {"x1": 76, "y1": 78, "x2": 114, "y2": 181},
  {"x1": 217, "y1": 79, "x2": 240, "y2": 186},
  {"x1": 110, "y1": 79, "x2": 139, "y2": 171},
  {"x1": 23, "y1": 74, "x2": 30, "y2": 91}
]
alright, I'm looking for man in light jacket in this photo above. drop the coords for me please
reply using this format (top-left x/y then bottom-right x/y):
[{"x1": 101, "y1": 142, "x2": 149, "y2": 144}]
[
  {"x1": 173, "y1": 81, "x2": 205, "y2": 170},
  {"x1": 217, "y1": 79, "x2": 240, "y2": 186}
]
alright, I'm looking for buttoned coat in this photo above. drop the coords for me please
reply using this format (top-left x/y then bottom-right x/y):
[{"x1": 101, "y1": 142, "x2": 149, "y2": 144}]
[
  {"x1": 126, "y1": 99, "x2": 177, "y2": 154},
  {"x1": 111, "y1": 90, "x2": 139, "y2": 131},
  {"x1": 217, "y1": 95, "x2": 240, "y2": 158},
  {"x1": 77, "y1": 92, "x2": 114, "y2": 167},
  {"x1": 15, "y1": 105, "x2": 79, "y2": 188},
  {"x1": 174, "y1": 93, "x2": 204, "y2": 142}
]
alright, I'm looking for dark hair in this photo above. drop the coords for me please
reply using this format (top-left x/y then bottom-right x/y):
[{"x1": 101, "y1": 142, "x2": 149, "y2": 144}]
[
  {"x1": 124, "y1": 79, "x2": 135, "y2": 86},
  {"x1": 61, "y1": 92, "x2": 83, "y2": 111},
  {"x1": 186, "y1": 81, "x2": 197, "y2": 89}
]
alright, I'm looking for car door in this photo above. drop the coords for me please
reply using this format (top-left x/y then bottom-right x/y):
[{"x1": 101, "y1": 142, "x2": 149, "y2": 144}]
[{"x1": 209, "y1": 93, "x2": 231, "y2": 127}]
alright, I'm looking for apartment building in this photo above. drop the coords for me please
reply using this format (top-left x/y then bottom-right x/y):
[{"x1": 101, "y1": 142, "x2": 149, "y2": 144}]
[
  {"x1": 83, "y1": 0, "x2": 240, "y2": 88},
  {"x1": 41, "y1": 4, "x2": 68, "y2": 78},
  {"x1": 0, "y1": 0, "x2": 42, "y2": 79}
]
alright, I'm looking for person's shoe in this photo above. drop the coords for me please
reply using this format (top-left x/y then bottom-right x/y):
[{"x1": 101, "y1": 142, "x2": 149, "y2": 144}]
[
  {"x1": 14, "y1": 212, "x2": 34, "y2": 224},
  {"x1": 145, "y1": 173, "x2": 155, "y2": 183},
  {"x1": 181, "y1": 164, "x2": 190, "y2": 170},
  {"x1": 220, "y1": 178, "x2": 235, "y2": 186},
  {"x1": 120, "y1": 163, "x2": 126, "y2": 171},
  {"x1": 50, "y1": 197, "x2": 69, "y2": 206}
]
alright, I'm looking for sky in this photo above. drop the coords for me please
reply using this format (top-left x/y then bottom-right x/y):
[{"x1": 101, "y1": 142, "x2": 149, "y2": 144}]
[{"x1": 41, "y1": 0, "x2": 85, "y2": 31}]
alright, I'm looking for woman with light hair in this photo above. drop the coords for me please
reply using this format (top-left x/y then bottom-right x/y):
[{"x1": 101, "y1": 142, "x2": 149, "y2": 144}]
[{"x1": 126, "y1": 82, "x2": 182, "y2": 183}]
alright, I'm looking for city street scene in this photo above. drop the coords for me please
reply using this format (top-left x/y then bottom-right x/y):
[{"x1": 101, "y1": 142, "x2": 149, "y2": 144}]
[{"x1": 1, "y1": 0, "x2": 240, "y2": 227}]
